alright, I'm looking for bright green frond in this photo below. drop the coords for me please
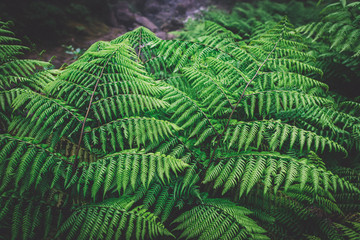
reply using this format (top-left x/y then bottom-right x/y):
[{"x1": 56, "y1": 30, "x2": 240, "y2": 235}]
[
  {"x1": 224, "y1": 120, "x2": 347, "y2": 154},
  {"x1": 53, "y1": 152, "x2": 187, "y2": 199}
]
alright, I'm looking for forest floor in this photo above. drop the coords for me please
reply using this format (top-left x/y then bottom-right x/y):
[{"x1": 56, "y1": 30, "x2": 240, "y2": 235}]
[{"x1": 29, "y1": 0, "x2": 217, "y2": 68}]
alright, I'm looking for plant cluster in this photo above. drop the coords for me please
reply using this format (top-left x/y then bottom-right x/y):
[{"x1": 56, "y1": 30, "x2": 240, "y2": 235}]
[
  {"x1": 178, "y1": 0, "x2": 360, "y2": 97},
  {"x1": 0, "y1": 1, "x2": 360, "y2": 239},
  {"x1": 297, "y1": 0, "x2": 360, "y2": 97},
  {"x1": 176, "y1": 0, "x2": 320, "y2": 40}
]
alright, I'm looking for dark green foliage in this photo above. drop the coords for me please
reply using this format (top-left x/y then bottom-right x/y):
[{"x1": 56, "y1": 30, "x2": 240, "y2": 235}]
[
  {"x1": 176, "y1": 0, "x2": 320, "y2": 40},
  {"x1": 56, "y1": 197, "x2": 174, "y2": 240},
  {"x1": 0, "y1": 20, "x2": 57, "y2": 133},
  {"x1": 204, "y1": 152, "x2": 358, "y2": 197},
  {"x1": 173, "y1": 199, "x2": 269, "y2": 240},
  {"x1": 0, "y1": 7, "x2": 360, "y2": 240},
  {"x1": 297, "y1": 0, "x2": 360, "y2": 96}
]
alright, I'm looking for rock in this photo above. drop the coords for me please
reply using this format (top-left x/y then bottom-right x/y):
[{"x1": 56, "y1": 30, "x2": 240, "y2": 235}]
[
  {"x1": 176, "y1": 0, "x2": 193, "y2": 15},
  {"x1": 114, "y1": 2, "x2": 135, "y2": 27},
  {"x1": 176, "y1": 3, "x2": 187, "y2": 15},
  {"x1": 134, "y1": 14, "x2": 159, "y2": 32},
  {"x1": 107, "y1": 7, "x2": 119, "y2": 27},
  {"x1": 155, "y1": 31, "x2": 166, "y2": 39},
  {"x1": 161, "y1": 18, "x2": 184, "y2": 32},
  {"x1": 156, "y1": 31, "x2": 176, "y2": 40},
  {"x1": 144, "y1": 0, "x2": 161, "y2": 14}
]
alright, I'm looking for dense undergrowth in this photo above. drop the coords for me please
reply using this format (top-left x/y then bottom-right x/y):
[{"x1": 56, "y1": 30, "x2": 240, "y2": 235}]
[
  {"x1": 1, "y1": 0, "x2": 360, "y2": 239},
  {"x1": 176, "y1": 0, "x2": 360, "y2": 96}
]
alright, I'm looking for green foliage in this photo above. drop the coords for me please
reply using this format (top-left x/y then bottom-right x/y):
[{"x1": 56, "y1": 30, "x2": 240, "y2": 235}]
[
  {"x1": 56, "y1": 197, "x2": 174, "y2": 240},
  {"x1": 54, "y1": 152, "x2": 188, "y2": 199},
  {"x1": 0, "y1": 193, "x2": 68, "y2": 240},
  {"x1": 299, "y1": 1, "x2": 360, "y2": 56},
  {"x1": 173, "y1": 198, "x2": 269, "y2": 240},
  {"x1": 176, "y1": 0, "x2": 320, "y2": 40},
  {"x1": 297, "y1": 0, "x2": 360, "y2": 96},
  {"x1": 0, "y1": 11, "x2": 360, "y2": 240},
  {"x1": 204, "y1": 152, "x2": 358, "y2": 197},
  {"x1": 0, "y1": 20, "x2": 57, "y2": 133}
]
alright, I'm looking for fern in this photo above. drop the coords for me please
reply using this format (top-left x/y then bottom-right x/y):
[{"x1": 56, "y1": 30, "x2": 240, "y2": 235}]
[
  {"x1": 56, "y1": 197, "x2": 174, "y2": 240},
  {"x1": 0, "y1": 12, "x2": 360, "y2": 240},
  {"x1": 54, "y1": 152, "x2": 188, "y2": 199},
  {"x1": 297, "y1": 0, "x2": 360, "y2": 95},
  {"x1": 0, "y1": 191, "x2": 69, "y2": 240},
  {"x1": 0, "y1": 21, "x2": 57, "y2": 133},
  {"x1": 224, "y1": 120, "x2": 347, "y2": 154},
  {"x1": 173, "y1": 198, "x2": 269, "y2": 240},
  {"x1": 204, "y1": 152, "x2": 358, "y2": 197},
  {"x1": 0, "y1": 134, "x2": 66, "y2": 193}
]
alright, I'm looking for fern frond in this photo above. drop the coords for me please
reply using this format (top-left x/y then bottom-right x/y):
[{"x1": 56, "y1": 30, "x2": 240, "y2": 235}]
[
  {"x1": 182, "y1": 67, "x2": 236, "y2": 110},
  {"x1": 111, "y1": 26, "x2": 160, "y2": 47},
  {"x1": 10, "y1": 89, "x2": 83, "y2": 144},
  {"x1": 298, "y1": 3, "x2": 360, "y2": 57},
  {"x1": 0, "y1": 44, "x2": 28, "y2": 59},
  {"x1": 0, "y1": 88, "x2": 24, "y2": 112},
  {"x1": 262, "y1": 71, "x2": 329, "y2": 91},
  {"x1": 162, "y1": 84, "x2": 219, "y2": 139},
  {"x1": 1, "y1": 59, "x2": 51, "y2": 78},
  {"x1": 91, "y1": 94, "x2": 169, "y2": 123},
  {"x1": 85, "y1": 117, "x2": 180, "y2": 152},
  {"x1": 224, "y1": 120, "x2": 347, "y2": 154},
  {"x1": 265, "y1": 58, "x2": 323, "y2": 76},
  {"x1": 0, "y1": 193, "x2": 67, "y2": 240},
  {"x1": 242, "y1": 90, "x2": 332, "y2": 118},
  {"x1": 334, "y1": 221, "x2": 360, "y2": 240},
  {"x1": 54, "y1": 152, "x2": 187, "y2": 199},
  {"x1": 134, "y1": 172, "x2": 200, "y2": 223},
  {"x1": 0, "y1": 134, "x2": 67, "y2": 193},
  {"x1": 204, "y1": 152, "x2": 358, "y2": 198},
  {"x1": 173, "y1": 198, "x2": 269, "y2": 240},
  {"x1": 56, "y1": 197, "x2": 174, "y2": 240},
  {"x1": 204, "y1": 21, "x2": 243, "y2": 41}
]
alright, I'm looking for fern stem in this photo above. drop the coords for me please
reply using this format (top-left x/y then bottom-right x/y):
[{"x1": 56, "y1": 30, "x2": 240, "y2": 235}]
[
  {"x1": 73, "y1": 53, "x2": 114, "y2": 169},
  {"x1": 174, "y1": 135, "x2": 200, "y2": 162},
  {"x1": 207, "y1": 37, "x2": 281, "y2": 168},
  {"x1": 137, "y1": 27, "x2": 143, "y2": 60}
]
